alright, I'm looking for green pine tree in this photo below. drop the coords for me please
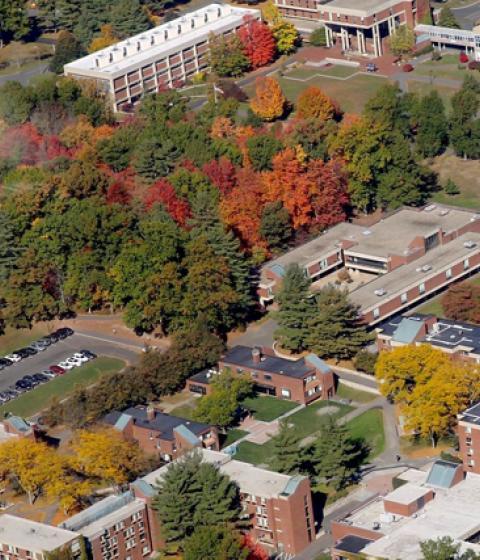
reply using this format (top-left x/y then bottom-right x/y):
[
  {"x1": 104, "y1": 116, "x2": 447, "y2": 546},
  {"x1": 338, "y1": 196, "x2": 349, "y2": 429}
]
[
  {"x1": 270, "y1": 421, "x2": 304, "y2": 474},
  {"x1": 110, "y1": 0, "x2": 152, "y2": 39},
  {"x1": 415, "y1": 90, "x2": 449, "y2": 158},
  {"x1": 438, "y1": 6, "x2": 460, "y2": 29},
  {"x1": 49, "y1": 31, "x2": 85, "y2": 74},
  {"x1": 184, "y1": 526, "x2": 247, "y2": 560},
  {"x1": 0, "y1": 211, "x2": 20, "y2": 282},
  {"x1": 134, "y1": 127, "x2": 181, "y2": 180},
  {"x1": 56, "y1": 0, "x2": 83, "y2": 31},
  {"x1": 274, "y1": 264, "x2": 313, "y2": 352},
  {"x1": 153, "y1": 451, "x2": 241, "y2": 547},
  {"x1": 450, "y1": 76, "x2": 480, "y2": 159},
  {"x1": 305, "y1": 285, "x2": 373, "y2": 359},
  {"x1": 313, "y1": 416, "x2": 362, "y2": 490},
  {"x1": 0, "y1": 0, "x2": 29, "y2": 44},
  {"x1": 260, "y1": 201, "x2": 292, "y2": 251}
]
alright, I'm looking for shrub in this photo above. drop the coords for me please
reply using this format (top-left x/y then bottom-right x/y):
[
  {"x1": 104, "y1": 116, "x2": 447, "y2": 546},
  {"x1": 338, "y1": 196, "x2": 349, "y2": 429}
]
[
  {"x1": 444, "y1": 178, "x2": 460, "y2": 195},
  {"x1": 354, "y1": 351, "x2": 378, "y2": 376},
  {"x1": 431, "y1": 51, "x2": 442, "y2": 61},
  {"x1": 459, "y1": 52, "x2": 469, "y2": 64},
  {"x1": 402, "y1": 63, "x2": 414, "y2": 72},
  {"x1": 468, "y1": 60, "x2": 480, "y2": 71},
  {"x1": 310, "y1": 27, "x2": 327, "y2": 47}
]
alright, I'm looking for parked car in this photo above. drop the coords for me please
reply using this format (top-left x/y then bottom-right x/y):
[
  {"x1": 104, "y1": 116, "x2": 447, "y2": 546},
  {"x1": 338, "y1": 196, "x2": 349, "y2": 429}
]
[
  {"x1": 30, "y1": 342, "x2": 46, "y2": 352},
  {"x1": 58, "y1": 361, "x2": 74, "y2": 370},
  {"x1": 80, "y1": 350, "x2": 97, "y2": 360},
  {"x1": 66, "y1": 357, "x2": 83, "y2": 367},
  {"x1": 5, "y1": 354, "x2": 21, "y2": 363},
  {"x1": 22, "y1": 375, "x2": 39, "y2": 387},
  {"x1": 47, "y1": 332, "x2": 60, "y2": 343},
  {"x1": 40, "y1": 369, "x2": 56, "y2": 379},
  {"x1": 33, "y1": 373, "x2": 49, "y2": 384},
  {"x1": 0, "y1": 358, "x2": 13, "y2": 368},
  {"x1": 72, "y1": 352, "x2": 89, "y2": 363},
  {"x1": 49, "y1": 365, "x2": 66, "y2": 375},
  {"x1": 56, "y1": 327, "x2": 74, "y2": 338}
]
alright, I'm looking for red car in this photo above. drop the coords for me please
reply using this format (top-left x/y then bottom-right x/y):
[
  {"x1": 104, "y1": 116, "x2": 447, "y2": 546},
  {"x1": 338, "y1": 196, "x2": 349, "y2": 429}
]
[{"x1": 49, "y1": 365, "x2": 66, "y2": 375}]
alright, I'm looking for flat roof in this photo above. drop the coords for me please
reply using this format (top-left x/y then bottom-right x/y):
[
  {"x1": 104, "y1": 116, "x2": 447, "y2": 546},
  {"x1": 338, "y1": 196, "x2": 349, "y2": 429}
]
[
  {"x1": 64, "y1": 4, "x2": 258, "y2": 78},
  {"x1": 345, "y1": 474, "x2": 480, "y2": 559},
  {"x1": 0, "y1": 514, "x2": 78, "y2": 552},
  {"x1": 459, "y1": 401, "x2": 480, "y2": 427},
  {"x1": 384, "y1": 484, "x2": 431, "y2": 505},
  {"x1": 141, "y1": 449, "x2": 305, "y2": 499},
  {"x1": 350, "y1": 232, "x2": 480, "y2": 312},
  {"x1": 320, "y1": 0, "x2": 415, "y2": 17},
  {"x1": 61, "y1": 493, "x2": 145, "y2": 539}
]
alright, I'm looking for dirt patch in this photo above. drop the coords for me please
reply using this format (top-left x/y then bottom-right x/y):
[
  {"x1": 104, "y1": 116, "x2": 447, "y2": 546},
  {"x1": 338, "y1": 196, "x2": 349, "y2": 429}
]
[{"x1": 316, "y1": 405, "x2": 339, "y2": 416}]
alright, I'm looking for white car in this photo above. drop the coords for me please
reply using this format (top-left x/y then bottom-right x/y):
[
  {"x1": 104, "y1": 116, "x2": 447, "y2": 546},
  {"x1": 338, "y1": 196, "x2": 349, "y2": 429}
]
[
  {"x1": 5, "y1": 354, "x2": 21, "y2": 363},
  {"x1": 66, "y1": 357, "x2": 83, "y2": 367},
  {"x1": 58, "y1": 361, "x2": 75, "y2": 370},
  {"x1": 72, "y1": 353, "x2": 89, "y2": 363}
]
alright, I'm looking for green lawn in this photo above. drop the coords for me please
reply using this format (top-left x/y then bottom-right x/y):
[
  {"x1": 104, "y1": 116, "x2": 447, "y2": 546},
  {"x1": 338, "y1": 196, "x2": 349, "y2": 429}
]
[
  {"x1": 169, "y1": 402, "x2": 198, "y2": 420},
  {"x1": 284, "y1": 64, "x2": 357, "y2": 80},
  {"x1": 0, "y1": 357, "x2": 125, "y2": 418},
  {"x1": 241, "y1": 395, "x2": 298, "y2": 422},
  {"x1": 233, "y1": 400, "x2": 352, "y2": 466},
  {"x1": 412, "y1": 54, "x2": 468, "y2": 82},
  {"x1": 345, "y1": 408, "x2": 385, "y2": 459},
  {"x1": 416, "y1": 296, "x2": 445, "y2": 317},
  {"x1": 406, "y1": 80, "x2": 458, "y2": 111},
  {"x1": 0, "y1": 325, "x2": 50, "y2": 355},
  {"x1": 222, "y1": 428, "x2": 248, "y2": 448},
  {"x1": 245, "y1": 71, "x2": 388, "y2": 115},
  {"x1": 336, "y1": 382, "x2": 378, "y2": 404}
]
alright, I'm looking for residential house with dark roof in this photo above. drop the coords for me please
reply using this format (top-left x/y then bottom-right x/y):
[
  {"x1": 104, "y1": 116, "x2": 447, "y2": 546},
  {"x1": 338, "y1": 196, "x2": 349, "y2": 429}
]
[
  {"x1": 186, "y1": 345, "x2": 335, "y2": 405},
  {"x1": 103, "y1": 405, "x2": 219, "y2": 462},
  {"x1": 376, "y1": 313, "x2": 480, "y2": 363}
]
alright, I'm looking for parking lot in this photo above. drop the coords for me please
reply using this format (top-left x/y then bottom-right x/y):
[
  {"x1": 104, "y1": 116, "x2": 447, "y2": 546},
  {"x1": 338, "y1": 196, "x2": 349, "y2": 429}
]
[{"x1": 0, "y1": 332, "x2": 140, "y2": 393}]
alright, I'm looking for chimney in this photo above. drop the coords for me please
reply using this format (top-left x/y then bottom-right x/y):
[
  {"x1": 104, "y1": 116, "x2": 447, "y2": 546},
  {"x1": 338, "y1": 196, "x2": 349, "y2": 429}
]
[
  {"x1": 252, "y1": 347, "x2": 261, "y2": 364},
  {"x1": 146, "y1": 405, "x2": 155, "y2": 422}
]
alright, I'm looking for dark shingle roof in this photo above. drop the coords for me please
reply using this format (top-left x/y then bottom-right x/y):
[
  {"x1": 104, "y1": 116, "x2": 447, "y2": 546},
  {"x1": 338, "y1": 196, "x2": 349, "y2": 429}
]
[{"x1": 104, "y1": 407, "x2": 210, "y2": 441}]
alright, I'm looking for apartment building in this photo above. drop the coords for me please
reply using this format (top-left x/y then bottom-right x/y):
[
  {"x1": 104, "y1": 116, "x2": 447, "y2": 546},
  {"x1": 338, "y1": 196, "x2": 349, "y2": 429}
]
[
  {"x1": 61, "y1": 492, "x2": 153, "y2": 560},
  {"x1": 0, "y1": 515, "x2": 81, "y2": 560},
  {"x1": 276, "y1": 0, "x2": 430, "y2": 57},
  {"x1": 64, "y1": 4, "x2": 260, "y2": 112},
  {"x1": 458, "y1": 403, "x2": 480, "y2": 476},
  {"x1": 377, "y1": 313, "x2": 480, "y2": 363},
  {"x1": 260, "y1": 204, "x2": 480, "y2": 326},
  {"x1": 186, "y1": 345, "x2": 335, "y2": 404},
  {"x1": 133, "y1": 448, "x2": 315, "y2": 556},
  {"x1": 103, "y1": 405, "x2": 219, "y2": 462},
  {"x1": 331, "y1": 460, "x2": 480, "y2": 560}
]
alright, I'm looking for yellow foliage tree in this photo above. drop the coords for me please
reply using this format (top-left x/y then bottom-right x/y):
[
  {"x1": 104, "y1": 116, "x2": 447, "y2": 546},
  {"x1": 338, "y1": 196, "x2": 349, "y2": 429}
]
[
  {"x1": 376, "y1": 346, "x2": 480, "y2": 446},
  {"x1": 262, "y1": 1, "x2": 282, "y2": 24},
  {"x1": 250, "y1": 76, "x2": 287, "y2": 122},
  {"x1": 89, "y1": 25, "x2": 119, "y2": 54},
  {"x1": 71, "y1": 428, "x2": 147, "y2": 486},
  {"x1": 0, "y1": 439, "x2": 64, "y2": 503}
]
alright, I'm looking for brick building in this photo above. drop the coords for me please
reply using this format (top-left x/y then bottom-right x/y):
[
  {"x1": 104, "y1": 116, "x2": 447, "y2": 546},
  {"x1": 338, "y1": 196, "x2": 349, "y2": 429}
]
[
  {"x1": 134, "y1": 449, "x2": 315, "y2": 556},
  {"x1": 103, "y1": 405, "x2": 219, "y2": 462},
  {"x1": 376, "y1": 313, "x2": 480, "y2": 363},
  {"x1": 330, "y1": 460, "x2": 477, "y2": 560},
  {"x1": 458, "y1": 403, "x2": 480, "y2": 475},
  {"x1": 0, "y1": 515, "x2": 81, "y2": 560},
  {"x1": 61, "y1": 492, "x2": 152, "y2": 560},
  {"x1": 276, "y1": 0, "x2": 430, "y2": 57},
  {"x1": 186, "y1": 345, "x2": 335, "y2": 404},
  {"x1": 64, "y1": 4, "x2": 260, "y2": 112},
  {"x1": 260, "y1": 204, "x2": 480, "y2": 326},
  {"x1": 0, "y1": 415, "x2": 39, "y2": 443}
]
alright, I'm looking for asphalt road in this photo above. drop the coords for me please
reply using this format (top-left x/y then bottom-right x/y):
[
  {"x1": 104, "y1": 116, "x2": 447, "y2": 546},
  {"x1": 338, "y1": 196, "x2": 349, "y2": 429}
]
[
  {"x1": 0, "y1": 333, "x2": 140, "y2": 393},
  {"x1": 0, "y1": 62, "x2": 50, "y2": 87},
  {"x1": 452, "y1": 1, "x2": 480, "y2": 30}
]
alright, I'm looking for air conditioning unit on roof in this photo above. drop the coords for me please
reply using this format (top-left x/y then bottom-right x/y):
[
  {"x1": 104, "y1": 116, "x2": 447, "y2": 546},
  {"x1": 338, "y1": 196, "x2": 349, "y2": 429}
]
[
  {"x1": 422, "y1": 265, "x2": 432, "y2": 272},
  {"x1": 464, "y1": 240, "x2": 476, "y2": 249},
  {"x1": 374, "y1": 288, "x2": 386, "y2": 296}
]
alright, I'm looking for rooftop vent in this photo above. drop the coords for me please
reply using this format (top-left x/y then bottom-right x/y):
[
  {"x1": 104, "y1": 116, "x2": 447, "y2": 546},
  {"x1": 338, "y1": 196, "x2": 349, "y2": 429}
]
[
  {"x1": 464, "y1": 240, "x2": 476, "y2": 249},
  {"x1": 422, "y1": 265, "x2": 432, "y2": 272},
  {"x1": 372, "y1": 522, "x2": 381, "y2": 530},
  {"x1": 439, "y1": 209, "x2": 450, "y2": 216},
  {"x1": 362, "y1": 229, "x2": 372, "y2": 236},
  {"x1": 374, "y1": 288, "x2": 386, "y2": 296}
]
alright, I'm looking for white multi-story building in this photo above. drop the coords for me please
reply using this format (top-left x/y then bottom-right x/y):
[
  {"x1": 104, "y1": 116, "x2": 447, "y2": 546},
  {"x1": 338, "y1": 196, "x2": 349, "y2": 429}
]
[{"x1": 64, "y1": 3, "x2": 260, "y2": 112}]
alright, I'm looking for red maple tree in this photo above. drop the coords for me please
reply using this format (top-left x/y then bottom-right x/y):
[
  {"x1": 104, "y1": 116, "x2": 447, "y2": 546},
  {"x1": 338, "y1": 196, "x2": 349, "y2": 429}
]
[
  {"x1": 202, "y1": 157, "x2": 237, "y2": 194},
  {"x1": 144, "y1": 178, "x2": 191, "y2": 227},
  {"x1": 238, "y1": 16, "x2": 276, "y2": 69}
]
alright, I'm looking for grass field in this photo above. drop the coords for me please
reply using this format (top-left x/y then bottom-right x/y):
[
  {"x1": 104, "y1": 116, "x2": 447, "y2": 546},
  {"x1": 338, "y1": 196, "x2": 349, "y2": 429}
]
[
  {"x1": 412, "y1": 54, "x2": 469, "y2": 82},
  {"x1": 169, "y1": 402, "x2": 197, "y2": 420},
  {"x1": 0, "y1": 357, "x2": 125, "y2": 418},
  {"x1": 336, "y1": 382, "x2": 378, "y2": 404},
  {"x1": 0, "y1": 325, "x2": 50, "y2": 355},
  {"x1": 0, "y1": 41, "x2": 53, "y2": 66},
  {"x1": 416, "y1": 296, "x2": 445, "y2": 316},
  {"x1": 406, "y1": 81, "x2": 458, "y2": 111},
  {"x1": 241, "y1": 395, "x2": 298, "y2": 422},
  {"x1": 245, "y1": 70, "x2": 388, "y2": 115},
  {"x1": 429, "y1": 154, "x2": 480, "y2": 211},
  {"x1": 221, "y1": 428, "x2": 248, "y2": 448},
  {"x1": 346, "y1": 409, "x2": 385, "y2": 459},
  {"x1": 285, "y1": 64, "x2": 357, "y2": 80},
  {"x1": 233, "y1": 400, "x2": 352, "y2": 466}
]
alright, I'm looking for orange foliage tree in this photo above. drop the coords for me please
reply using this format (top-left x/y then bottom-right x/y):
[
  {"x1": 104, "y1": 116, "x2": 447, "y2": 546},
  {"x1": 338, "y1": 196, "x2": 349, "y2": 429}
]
[
  {"x1": 250, "y1": 76, "x2": 287, "y2": 121},
  {"x1": 238, "y1": 16, "x2": 276, "y2": 69},
  {"x1": 296, "y1": 85, "x2": 339, "y2": 121}
]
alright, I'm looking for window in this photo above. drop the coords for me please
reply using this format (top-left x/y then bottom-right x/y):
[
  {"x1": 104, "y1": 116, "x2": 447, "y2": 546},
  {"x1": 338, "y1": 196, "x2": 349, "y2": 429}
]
[
  {"x1": 114, "y1": 521, "x2": 125, "y2": 531},
  {"x1": 164, "y1": 30, "x2": 168, "y2": 39},
  {"x1": 419, "y1": 282, "x2": 425, "y2": 294},
  {"x1": 281, "y1": 388, "x2": 291, "y2": 398},
  {"x1": 469, "y1": 459, "x2": 475, "y2": 467},
  {"x1": 401, "y1": 293, "x2": 408, "y2": 303},
  {"x1": 319, "y1": 258, "x2": 328, "y2": 270},
  {"x1": 465, "y1": 258, "x2": 470, "y2": 270},
  {"x1": 142, "y1": 547, "x2": 150, "y2": 556},
  {"x1": 446, "y1": 268, "x2": 452, "y2": 279},
  {"x1": 373, "y1": 308, "x2": 380, "y2": 319},
  {"x1": 132, "y1": 511, "x2": 142, "y2": 522}
]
